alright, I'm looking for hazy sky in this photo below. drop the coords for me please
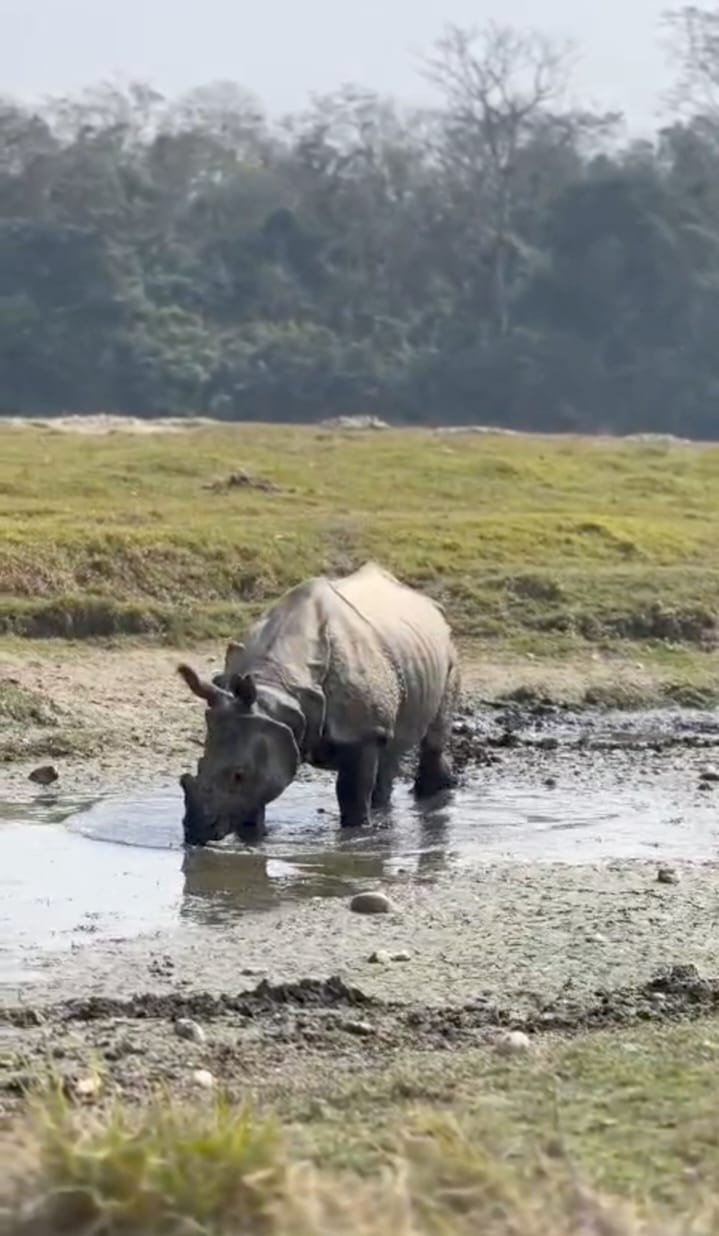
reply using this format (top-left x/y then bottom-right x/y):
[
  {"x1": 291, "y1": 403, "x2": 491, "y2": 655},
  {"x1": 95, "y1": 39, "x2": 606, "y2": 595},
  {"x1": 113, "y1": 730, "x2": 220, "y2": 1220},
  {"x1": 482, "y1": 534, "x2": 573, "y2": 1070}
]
[{"x1": 1, "y1": 0, "x2": 675, "y2": 131}]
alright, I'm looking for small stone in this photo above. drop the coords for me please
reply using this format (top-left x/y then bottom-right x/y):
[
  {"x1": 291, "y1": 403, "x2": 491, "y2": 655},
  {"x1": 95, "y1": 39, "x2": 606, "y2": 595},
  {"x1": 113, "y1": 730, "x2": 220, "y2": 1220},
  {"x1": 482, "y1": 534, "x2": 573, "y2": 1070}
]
[
  {"x1": 699, "y1": 766, "x2": 719, "y2": 782},
  {"x1": 350, "y1": 892, "x2": 393, "y2": 915},
  {"x1": 174, "y1": 1018, "x2": 206, "y2": 1045},
  {"x1": 70, "y1": 1074, "x2": 102, "y2": 1099},
  {"x1": 391, "y1": 951, "x2": 412, "y2": 962},
  {"x1": 343, "y1": 1019, "x2": 375, "y2": 1037},
  {"x1": 495, "y1": 1030, "x2": 532, "y2": 1056},
  {"x1": 586, "y1": 932, "x2": 608, "y2": 944},
  {"x1": 544, "y1": 777, "x2": 557, "y2": 789},
  {"x1": 368, "y1": 950, "x2": 391, "y2": 964},
  {"x1": 28, "y1": 764, "x2": 58, "y2": 786},
  {"x1": 657, "y1": 866, "x2": 680, "y2": 885},
  {"x1": 192, "y1": 1069, "x2": 215, "y2": 1089}
]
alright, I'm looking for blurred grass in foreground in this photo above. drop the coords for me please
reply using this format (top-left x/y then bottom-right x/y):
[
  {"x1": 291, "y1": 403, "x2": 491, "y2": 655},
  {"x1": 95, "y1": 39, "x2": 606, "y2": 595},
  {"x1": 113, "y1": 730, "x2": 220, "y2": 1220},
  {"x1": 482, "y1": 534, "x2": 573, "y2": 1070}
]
[{"x1": 5, "y1": 1019, "x2": 719, "y2": 1234}]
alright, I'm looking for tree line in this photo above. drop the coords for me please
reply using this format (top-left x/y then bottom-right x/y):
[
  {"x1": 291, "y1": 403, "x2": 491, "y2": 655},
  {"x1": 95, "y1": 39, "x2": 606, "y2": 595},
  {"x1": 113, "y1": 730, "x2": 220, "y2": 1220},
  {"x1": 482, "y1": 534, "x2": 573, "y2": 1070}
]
[{"x1": 3, "y1": 7, "x2": 719, "y2": 434}]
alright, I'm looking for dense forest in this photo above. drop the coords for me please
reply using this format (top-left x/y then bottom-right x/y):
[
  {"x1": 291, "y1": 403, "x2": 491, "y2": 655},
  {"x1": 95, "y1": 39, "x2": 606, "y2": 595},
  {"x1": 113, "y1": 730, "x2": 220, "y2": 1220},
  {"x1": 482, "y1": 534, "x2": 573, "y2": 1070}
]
[{"x1": 4, "y1": 7, "x2": 719, "y2": 433}]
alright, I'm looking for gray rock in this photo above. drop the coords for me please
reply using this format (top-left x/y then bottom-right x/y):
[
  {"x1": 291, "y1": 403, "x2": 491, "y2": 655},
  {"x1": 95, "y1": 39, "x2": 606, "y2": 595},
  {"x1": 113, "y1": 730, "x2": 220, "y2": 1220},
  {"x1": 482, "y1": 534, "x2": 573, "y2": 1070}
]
[
  {"x1": 657, "y1": 866, "x2": 681, "y2": 885},
  {"x1": 350, "y1": 891, "x2": 393, "y2": 915},
  {"x1": 28, "y1": 764, "x2": 59, "y2": 786},
  {"x1": 343, "y1": 1019, "x2": 375, "y2": 1037},
  {"x1": 368, "y1": 950, "x2": 391, "y2": 964},
  {"x1": 495, "y1": 1030, "x2": 532, "y2": 1056},
  {"x1": 174, "y1": 1018, "x2": 206, "y2": 1045}
]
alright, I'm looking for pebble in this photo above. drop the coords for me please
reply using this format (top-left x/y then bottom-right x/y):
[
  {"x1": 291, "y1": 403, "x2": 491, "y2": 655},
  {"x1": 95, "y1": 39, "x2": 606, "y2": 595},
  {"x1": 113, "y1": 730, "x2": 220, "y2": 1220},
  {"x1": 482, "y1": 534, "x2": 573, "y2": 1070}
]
[
  {"x1": 174, "y1": 1018, "x2": 206, "y2": 1045},
  {"x1": 699, "y1": 766, "x2": 719, "y2": 782},
  {"x1": 368, "y1": 949, "x2": 391, "y2": 964},
  {"x1": 343, "y1": 1019, "x2": 375, "y2": 1037},
  {"x1": 191, "y1": 1069, "x2": 215, "y2": 1089},
  {"x1": 657, "y1": 866, "x2": 680, "y2": 885},
  {"x1": 69, "y1": 1074, "x2": 102, "y2": 1099},
  {"x1": 494, "y1": 1030, "x2": 532, "y2": 1056},
  {"x1": 544, "y1": 777, "x2": 557, "y2": 789},
  {"x1": 369, "y1": 949, "x2": 411, "y2": 964},
  {"x1": 28, "y1": 764, "x2": 59, "y2": 785},
  {"x1": 350, "y1": 892, "x2": 393, "y2": 915}
]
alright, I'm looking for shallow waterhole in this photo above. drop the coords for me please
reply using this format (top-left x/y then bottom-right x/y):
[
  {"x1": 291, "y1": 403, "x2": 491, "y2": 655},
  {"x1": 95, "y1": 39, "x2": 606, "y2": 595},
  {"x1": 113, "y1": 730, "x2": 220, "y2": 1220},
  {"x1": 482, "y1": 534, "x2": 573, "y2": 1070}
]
[{"x1": 2, "y1": 709, "x2": 719, "y2": 985}]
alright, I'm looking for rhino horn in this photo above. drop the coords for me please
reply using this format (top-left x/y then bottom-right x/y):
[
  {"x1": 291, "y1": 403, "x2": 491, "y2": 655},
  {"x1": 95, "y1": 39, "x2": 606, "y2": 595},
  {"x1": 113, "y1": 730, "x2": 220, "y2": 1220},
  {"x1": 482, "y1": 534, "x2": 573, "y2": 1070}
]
[{"x1": 177, "y1": 663, "x2": 227, "y2": 706}]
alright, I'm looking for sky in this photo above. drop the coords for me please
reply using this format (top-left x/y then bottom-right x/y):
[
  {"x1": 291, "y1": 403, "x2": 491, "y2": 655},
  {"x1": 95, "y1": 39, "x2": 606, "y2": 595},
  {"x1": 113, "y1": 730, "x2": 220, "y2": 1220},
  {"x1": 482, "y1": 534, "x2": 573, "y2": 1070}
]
[{"x1": 0, "y1": 0, "x2": 677, "y2": 132}]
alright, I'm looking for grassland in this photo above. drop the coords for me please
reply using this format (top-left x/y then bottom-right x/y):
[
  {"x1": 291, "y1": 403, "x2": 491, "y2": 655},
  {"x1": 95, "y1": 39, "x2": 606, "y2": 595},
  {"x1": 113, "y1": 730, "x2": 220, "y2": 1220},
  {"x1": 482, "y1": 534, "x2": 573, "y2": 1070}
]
[
  {"x1": 1, "y1": 423, "x2": 718, "y2": 657},
  {"x1": 4, "y1": 1019, "x2": 719, "y2": 1234},
  {"x1": 3, "y1": 422, "x2": 719, "y2": 1230}
]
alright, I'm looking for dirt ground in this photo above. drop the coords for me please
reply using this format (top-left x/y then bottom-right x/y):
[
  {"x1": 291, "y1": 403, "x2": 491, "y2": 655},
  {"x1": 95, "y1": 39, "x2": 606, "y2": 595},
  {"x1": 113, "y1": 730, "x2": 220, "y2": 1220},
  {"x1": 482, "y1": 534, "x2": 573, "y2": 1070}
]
[
  {"x1": 0, "y1": 640, "x2": 696, "y2": 791},
  {"x1": 3, "y1": 641, "x2": 719, "y2": 1114}
]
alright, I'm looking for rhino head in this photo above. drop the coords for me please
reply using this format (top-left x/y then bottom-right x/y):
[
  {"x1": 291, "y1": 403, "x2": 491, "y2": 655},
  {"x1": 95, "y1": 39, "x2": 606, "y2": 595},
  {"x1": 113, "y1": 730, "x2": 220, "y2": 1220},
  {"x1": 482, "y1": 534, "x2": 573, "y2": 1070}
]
[{"x1": 178, "y1": 662, "x2": 324, "y2": 847}]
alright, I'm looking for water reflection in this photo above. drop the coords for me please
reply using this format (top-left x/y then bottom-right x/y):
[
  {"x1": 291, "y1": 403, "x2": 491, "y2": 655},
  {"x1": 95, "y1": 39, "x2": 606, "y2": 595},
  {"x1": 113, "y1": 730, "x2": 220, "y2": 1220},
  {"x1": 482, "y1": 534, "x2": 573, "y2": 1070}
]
[
  {"x1": 181, "y1": 846, "x2": 380, "y2": 923},
  {"x1": 180, "y1": 794, "x2": 453, "y2": 925},
  {"x1": 0, "y1": 794, "x2": 99, "y2": 827}
]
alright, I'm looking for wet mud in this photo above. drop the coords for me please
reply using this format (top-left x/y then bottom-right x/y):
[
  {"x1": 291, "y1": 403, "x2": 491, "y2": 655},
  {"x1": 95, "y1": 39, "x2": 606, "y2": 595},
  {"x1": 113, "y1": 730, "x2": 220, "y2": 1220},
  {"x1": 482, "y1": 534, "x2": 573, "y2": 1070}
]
[{"x1": 3, "y1": 700, "x2": 719, "y2": 1107}]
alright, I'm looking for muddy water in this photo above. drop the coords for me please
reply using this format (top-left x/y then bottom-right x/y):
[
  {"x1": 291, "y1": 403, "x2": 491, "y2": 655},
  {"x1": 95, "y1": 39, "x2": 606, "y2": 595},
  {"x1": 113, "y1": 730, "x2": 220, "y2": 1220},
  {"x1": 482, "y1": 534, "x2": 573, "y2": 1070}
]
[{"x1": 2, "y1": 709, "x2": 719, "y2": 988}]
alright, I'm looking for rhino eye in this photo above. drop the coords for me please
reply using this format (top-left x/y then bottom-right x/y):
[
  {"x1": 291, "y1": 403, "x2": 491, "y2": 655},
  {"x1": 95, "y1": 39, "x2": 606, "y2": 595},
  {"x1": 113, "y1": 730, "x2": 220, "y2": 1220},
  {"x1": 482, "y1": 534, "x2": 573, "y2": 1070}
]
[{"x1": 232, "y1": 770, "x2": 244, "y2": 785}]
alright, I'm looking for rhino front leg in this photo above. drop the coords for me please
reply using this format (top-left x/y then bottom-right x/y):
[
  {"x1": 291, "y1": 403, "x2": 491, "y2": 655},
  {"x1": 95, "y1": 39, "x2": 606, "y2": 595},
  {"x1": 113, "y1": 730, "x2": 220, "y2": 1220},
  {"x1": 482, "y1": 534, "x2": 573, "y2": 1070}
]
[{"x1": 336, "y1": 742, "x2": 380, "y2": 828}]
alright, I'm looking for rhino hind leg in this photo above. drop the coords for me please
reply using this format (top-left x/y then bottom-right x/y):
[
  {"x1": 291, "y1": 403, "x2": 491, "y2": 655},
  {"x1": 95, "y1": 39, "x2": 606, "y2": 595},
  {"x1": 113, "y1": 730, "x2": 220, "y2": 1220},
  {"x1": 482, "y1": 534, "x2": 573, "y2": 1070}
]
[
  {"x1": 371, "y1": 746, "x2": 400, "y2": 809},
  {"x1": 414, "y1": 660, "x2": 459, "y2": 800},
  {"x1": 414, "y1": 741, "x2": 456, "y2": 798},
  {"x1": 335, "y1": 742, "x2": 380, "y2": 828}
]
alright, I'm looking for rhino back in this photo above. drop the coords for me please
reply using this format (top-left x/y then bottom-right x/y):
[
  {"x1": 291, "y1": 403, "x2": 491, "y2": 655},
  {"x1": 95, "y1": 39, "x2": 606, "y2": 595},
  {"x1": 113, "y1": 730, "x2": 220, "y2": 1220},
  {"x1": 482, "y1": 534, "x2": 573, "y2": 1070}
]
[
  {"x1": 324, "y1": 563, "x2": 456, "y2": 747},
  {"x1": 226, "y1": 564, "x2": 456, "y2": 750}
]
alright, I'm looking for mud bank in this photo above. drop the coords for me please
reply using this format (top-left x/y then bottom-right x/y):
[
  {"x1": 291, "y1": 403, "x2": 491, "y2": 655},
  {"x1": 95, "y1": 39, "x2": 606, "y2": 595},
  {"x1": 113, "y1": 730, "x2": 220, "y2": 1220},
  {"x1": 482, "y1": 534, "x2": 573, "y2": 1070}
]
[{"x1": 4, "y1": 957, "x2": 719, "y2": 1113}]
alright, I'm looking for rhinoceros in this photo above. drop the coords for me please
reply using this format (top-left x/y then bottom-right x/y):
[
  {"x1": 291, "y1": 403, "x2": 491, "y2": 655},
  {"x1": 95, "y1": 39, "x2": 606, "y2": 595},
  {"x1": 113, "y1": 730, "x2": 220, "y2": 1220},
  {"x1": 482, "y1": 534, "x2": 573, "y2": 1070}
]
[{"x1": 178, "y1": 562, "x2": 460, "y2": 845}]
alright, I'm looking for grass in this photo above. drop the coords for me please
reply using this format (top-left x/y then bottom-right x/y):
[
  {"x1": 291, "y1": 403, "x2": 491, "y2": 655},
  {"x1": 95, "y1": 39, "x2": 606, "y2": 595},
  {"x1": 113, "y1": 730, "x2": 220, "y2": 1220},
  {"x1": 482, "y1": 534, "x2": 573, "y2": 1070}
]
[
  {"x1": 1, "y1": 424, "x2": 719, "y2": 657},
  {"x1": 5, "y1": 1020, "x2": 719, "y2": 1234}
]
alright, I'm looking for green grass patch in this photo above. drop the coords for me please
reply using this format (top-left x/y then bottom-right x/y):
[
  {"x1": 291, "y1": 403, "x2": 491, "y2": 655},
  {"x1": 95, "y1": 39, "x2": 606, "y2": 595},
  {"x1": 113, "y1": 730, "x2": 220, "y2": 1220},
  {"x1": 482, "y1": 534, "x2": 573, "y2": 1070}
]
[
  {"x1": 7, "y1": 1020, "x2": 719, "y2": 1234},
  {"x1": 1, "y1": 426, "x2": 719, "y2": 650}
]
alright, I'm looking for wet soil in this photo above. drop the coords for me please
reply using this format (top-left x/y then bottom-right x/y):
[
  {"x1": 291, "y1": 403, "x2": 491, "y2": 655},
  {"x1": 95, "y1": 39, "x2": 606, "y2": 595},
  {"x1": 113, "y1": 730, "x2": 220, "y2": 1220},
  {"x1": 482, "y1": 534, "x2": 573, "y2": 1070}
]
[{"x1": 3, "y1": 645, "x2": 719, "y2": 1111}]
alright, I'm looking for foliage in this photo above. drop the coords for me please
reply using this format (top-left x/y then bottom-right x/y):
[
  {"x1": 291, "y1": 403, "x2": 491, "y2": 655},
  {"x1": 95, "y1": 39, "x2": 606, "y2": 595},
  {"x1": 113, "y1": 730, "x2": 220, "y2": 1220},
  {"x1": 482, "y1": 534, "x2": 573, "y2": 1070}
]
[{"x1": 2, "y1": 11, "x2": 719, "y2": 432}]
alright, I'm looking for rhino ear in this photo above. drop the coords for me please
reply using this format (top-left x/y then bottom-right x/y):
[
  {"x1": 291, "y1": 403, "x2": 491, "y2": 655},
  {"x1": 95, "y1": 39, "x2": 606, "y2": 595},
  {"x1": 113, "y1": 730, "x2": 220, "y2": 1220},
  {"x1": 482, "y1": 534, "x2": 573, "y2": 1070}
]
[
  {"x1": 229, "y1": 672, "x2": 257, "y2": 710},
  {"x1": 224, "y1": 639, "x2": 245, "y2": 664}
]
